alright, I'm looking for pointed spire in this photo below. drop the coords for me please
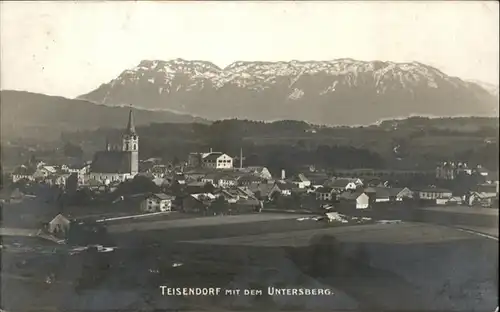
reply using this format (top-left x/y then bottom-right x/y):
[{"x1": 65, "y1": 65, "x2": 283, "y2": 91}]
[{"x1": 126, "y1": 106, "x2": 136, "y2": 135}]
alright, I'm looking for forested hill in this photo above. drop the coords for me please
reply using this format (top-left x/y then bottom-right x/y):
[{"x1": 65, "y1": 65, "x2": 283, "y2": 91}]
[
  {"x1": 0, "y1": 90, "x2": 207, "y2": 141},
  {"x1": 54, "y1": 117, "x2": 499, "y2": 175}
]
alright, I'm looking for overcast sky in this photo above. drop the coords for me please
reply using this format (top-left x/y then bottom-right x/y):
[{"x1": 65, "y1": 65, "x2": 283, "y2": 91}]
[{"x1": 1, "y1": 1, "x2": 498, "y2": 98}]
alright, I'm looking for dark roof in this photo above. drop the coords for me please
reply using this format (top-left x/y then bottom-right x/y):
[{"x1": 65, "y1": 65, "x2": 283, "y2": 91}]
[
  {"x1": 203, "y1": 152, "x2": 225, "y2": 162},
  {"x1": 150, "y1": 193, "x2": 173, "y2": 200},
  {"x1": 12, "y1": 165, "x2": 36, "y2": 175},
  {"x1": 316, "y1": 186, "x2": 334, "y2": 194},
  {"x1": 219, "y1": 175, "x2": 239, "y2": 181},
  {"x1": 365, "y1": 187, "x2": 391, "y2": 198},
  {"x1": 91, "y1": 151, "x2": 132, "y2": 174},
  {"x1": 238, "y1": 175, "x2": 264, "y2": 183},
  {"x1": 68, "y1": 163, "x2": 87, "y2": 170},
  {"x1": 329, "y1": 179, "x2": 357, "y2": 188},
  {"x1": 338, "y1": 191, "x2": 366, "y2": 200},
  {"x1": 292, "y1": 174, "x2": 310, "y2": 182},
  {"x1": 249, "y1": 183, "x2": 280, "y2": 197},
  {"x1": 475, "y1": 166, "x2": 490, "y2": 174},
  {"x1": 276, "y1": 181, "x2": 295, "y2": 190},
  {"x1": 202, "y1": 173, "x2": 220, "y2": 180},
  {"x1": 174, "y1": 173, "x2": 186, "y2": 180},
  {"x1": 138, "y1": 172, "x2": 155, "y2": 179},
  {"x1": 476, "y1": 184, "x2": 498, "y2": 194}
]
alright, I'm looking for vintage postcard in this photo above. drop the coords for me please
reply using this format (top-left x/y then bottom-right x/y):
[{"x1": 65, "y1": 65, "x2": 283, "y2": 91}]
[{"x1": 0, "y1": 1, "x2": 498, "y2": 311}]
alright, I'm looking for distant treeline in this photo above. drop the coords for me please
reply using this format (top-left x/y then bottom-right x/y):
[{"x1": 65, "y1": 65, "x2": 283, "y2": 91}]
[
  {"x1": 55, "y1": 118, "x2": 499, "y2": 174},
  {"x1": 3, "y1": 117, "x2": 498, "y2": 174}
]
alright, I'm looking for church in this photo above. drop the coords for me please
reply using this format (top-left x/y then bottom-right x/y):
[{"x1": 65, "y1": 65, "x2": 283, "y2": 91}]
[{"x1": 89, "y1": 109, "x2": 139, "y2": 184}]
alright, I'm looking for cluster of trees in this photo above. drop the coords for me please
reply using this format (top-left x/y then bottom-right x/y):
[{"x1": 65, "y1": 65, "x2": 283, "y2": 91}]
[
  {"x1": 63, "y1": 142, "x2": 83, "y2": 158},
  {"x1": 113, "y1": 176, "x2": 161, "y2": 197}
]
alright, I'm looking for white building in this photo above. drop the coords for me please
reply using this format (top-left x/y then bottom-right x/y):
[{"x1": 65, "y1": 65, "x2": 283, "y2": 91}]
[
  {"x1": 217, "y1": 175, "x2": 239, "y2": 188},
  {"x1": 417, "y1": 188, "x2": 453, "y2": 200},
  {"x1": 187, "y1": 151, "x2": 234, "y2": 170},
  {"x1": 338, "y1": 191, "x2": 370, "y2": 209},
  {"x1": 291, "y1": 174, "x2": 311, "y2": 189},
  {"x1": 11, "y1": 165, "x2": 36, "y2": 183},
  {"x1": 329, "y1": 178, "x2": 362, "y2": 192},
  {"x1": 141, "y1": 193, "x2": 174, "y2": 213},
  {"x1": 201, "y1": 152, "x2": 233, "y2": 169}
]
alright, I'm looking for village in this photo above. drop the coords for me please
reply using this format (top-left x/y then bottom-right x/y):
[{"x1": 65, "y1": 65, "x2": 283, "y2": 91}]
[{"x1": 1, "y1": 110, "x2": 498, "y2": 242}]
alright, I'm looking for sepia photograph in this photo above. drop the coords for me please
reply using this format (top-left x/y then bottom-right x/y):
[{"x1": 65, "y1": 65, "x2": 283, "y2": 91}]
[{"x1": 0, "y1": 1, "x2": 498, "y2": 311}]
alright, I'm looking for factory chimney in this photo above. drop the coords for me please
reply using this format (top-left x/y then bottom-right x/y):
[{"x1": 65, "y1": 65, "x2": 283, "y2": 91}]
[{"x1": 281, "y1": 169, "x2": 286, "y2": 180}]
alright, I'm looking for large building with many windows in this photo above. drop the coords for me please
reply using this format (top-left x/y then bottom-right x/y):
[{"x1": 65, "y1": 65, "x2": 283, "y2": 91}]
[{"x1": 188, "y1": 151, "x2": 234, "y2": 169}]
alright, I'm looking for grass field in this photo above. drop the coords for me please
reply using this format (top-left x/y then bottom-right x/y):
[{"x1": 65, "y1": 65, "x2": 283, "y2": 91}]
[{"x1": 1, "y1": 211, "x2": 498, "y2": 311}]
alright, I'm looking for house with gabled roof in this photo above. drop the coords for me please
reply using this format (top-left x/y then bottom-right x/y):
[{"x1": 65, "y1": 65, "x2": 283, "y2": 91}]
[
  {"x1": 475, "y1": 183, "x2": 498, "y2": 197},
  {"x1": 182, "y1": 193, "x2": 217, "y2": 213},
  {"x1": 141, "y1": 193, "x2": 174, "y2": 212},
  {"x1": 201, "y1": 152, "x2": 233, "y2": 169},
  {"x1": 290, "y1": 173, "x2": 311, "y2": 189},
  {"x1": 66, "y1": 162, "x2": 90, "y2": 184},
  {"x1": 249, "y1": 183, "x2": 282, "y2": 201},
  {"x1": 365, "y1": 186, "x2": 414, "y2": 203},
  {"x1": 47, "y1": 214, "x2": 71, "y2": 239},
  {"x1": 238, "y1": 174, "x2": 266, "y2": 187},
  {"x1": 466, "y1": 191, "x2": 497, "y2": 207},
  {"x1": 365, "y1": 187, "x2": 390, "y2": 203},
  {"x1": 242, "y1": 166, "x2": 273, "y2": 180},
  {"x1": 11, "y1": 165, "x2": 36, "y2": 183},
  {"x1": 328, "y1": 178, "x2": 363, "y2": 192},
  {"x1": 275, "y1": 181, "x2": 295, "y2": 196},
  {"x1": 338, "y1": 190, "x2": 370, "y2": 209},
  {"x1": 315, "y1": 186, "x2": 337, "y2": 201}
]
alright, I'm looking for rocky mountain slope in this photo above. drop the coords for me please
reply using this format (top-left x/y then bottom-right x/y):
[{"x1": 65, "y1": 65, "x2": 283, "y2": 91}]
[
  {"x1": 468, "y1": 80, "x2": 499, "y2": 98},
  {"x1": 0, "y1": 90, "x2": 207, "y2": 141},
  {"x1": 79, "y1": 59, "x2": 499, "y2": 125}
]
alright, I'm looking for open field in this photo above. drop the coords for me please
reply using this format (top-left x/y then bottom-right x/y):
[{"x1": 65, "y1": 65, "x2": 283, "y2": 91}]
[
  {"x1": 107, "y1": 212, "x2": 311, "y2": 233},
  {"x1": 2, "y1": 221, "x2": 497, "y2": 311},
  {"x1": 180, "y1": 222, "x2": 483, "y2": 246},
  {"x1": 422, "y1": 205, "x2": 499, "y2": 216},
  {"x1": 1, "y1": 210, "x2": 498, "y2": 311}
]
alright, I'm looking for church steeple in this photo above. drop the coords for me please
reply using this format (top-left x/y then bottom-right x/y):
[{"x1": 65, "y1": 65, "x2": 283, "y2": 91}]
[
  {"x1": 125, "y1": 108, "x2": 136, "y2": 135},
  {"x1": 122, "y1": 107, "x2": 139, "y2": 175}
]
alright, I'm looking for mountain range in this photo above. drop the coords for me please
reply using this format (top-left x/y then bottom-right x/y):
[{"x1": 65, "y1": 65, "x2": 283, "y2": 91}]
[{"x1": 79, "y1": 58, "x2": 499, "y2": 125}]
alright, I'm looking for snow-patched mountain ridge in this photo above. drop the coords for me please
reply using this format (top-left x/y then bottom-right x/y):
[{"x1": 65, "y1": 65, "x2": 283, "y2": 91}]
[
  {"x1": 79, "y1": 58, "x2": 498, "y2": 125},
  {"x1": 109, "y1": 58, "x2": 464, "y2": 92}
]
